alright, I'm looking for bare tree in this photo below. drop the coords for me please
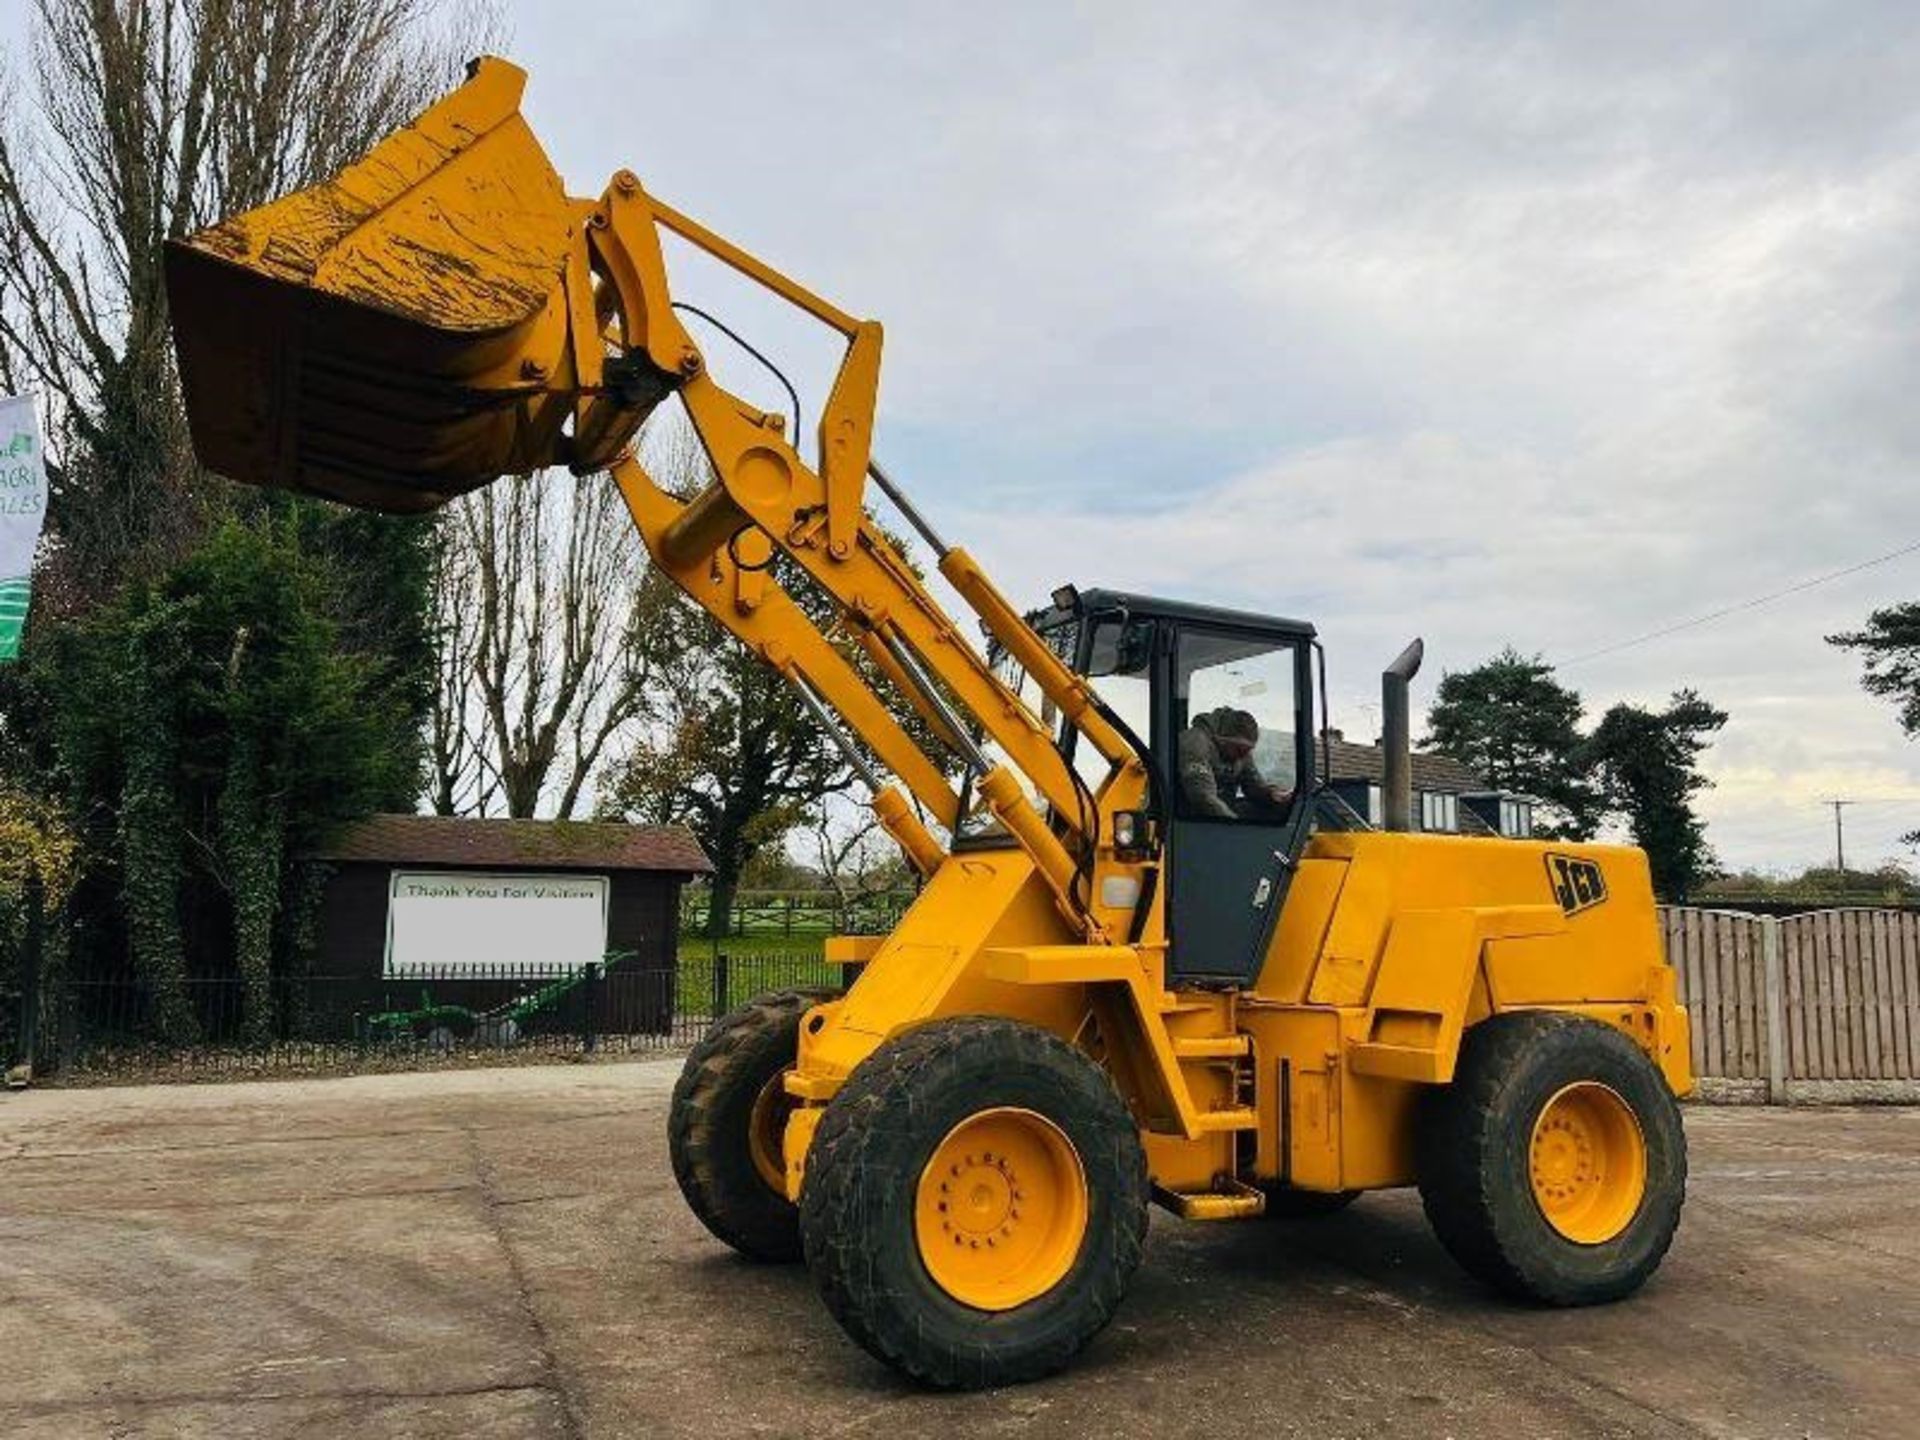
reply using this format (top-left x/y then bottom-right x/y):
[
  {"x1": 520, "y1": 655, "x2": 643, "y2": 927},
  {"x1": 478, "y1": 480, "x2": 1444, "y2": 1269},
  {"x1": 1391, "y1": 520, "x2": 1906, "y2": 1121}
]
[
  {"x1": 598, "y1": 416, "x2": 961, "y2": 935},
  {"x1": 430, "y1": 471, "x2": 656, "y2": 818},
  {"x1": 810, "y1": 803, "x2": 882, "y2": 908},
  {"x1": 425, "y1": 523, "x2": 496, "y2": 816},
  {"x1": 807, "y1": 793, "x2": 913, "y2": 908},
  {"x1": 0, "y1": 0, "x2": 493, "y2": 598}
]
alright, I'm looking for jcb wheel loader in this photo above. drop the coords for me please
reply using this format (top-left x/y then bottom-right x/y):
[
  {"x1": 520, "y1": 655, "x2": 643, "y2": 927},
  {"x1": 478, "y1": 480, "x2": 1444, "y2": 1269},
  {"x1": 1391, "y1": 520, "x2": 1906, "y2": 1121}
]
[{"x1": 165, "y1": 59, "x2": 1691, "y2": 1390}]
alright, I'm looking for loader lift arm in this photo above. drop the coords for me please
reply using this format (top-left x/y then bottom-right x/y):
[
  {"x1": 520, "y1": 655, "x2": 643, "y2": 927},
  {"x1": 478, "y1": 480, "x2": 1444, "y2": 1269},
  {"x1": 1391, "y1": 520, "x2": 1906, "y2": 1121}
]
[
  {"x1": 589, "y1": 143, "x2": 1143, "y2": 933},
  {"x1": 164, "y1": 57, "x2": 1141, "y2": 935}
]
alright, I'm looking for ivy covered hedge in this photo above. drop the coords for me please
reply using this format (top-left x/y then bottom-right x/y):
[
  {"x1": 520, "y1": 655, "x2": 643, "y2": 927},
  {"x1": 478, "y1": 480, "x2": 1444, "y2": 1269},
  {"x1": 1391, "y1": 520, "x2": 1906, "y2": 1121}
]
[{"x1": 12, "y1": 503, "x2": 434, "y2": 1046}]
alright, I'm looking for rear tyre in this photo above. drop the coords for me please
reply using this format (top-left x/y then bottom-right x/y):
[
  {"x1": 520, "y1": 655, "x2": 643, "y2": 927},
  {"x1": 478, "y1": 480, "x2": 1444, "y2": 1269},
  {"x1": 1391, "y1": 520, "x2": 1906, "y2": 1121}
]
[
  {"x1": 669, "y1": 987, "x2": 840, "y2": 1262},
  {"x1": 801, "y1": 1017, "x2": 1149, "y2": 1390},
  {"x1": 1417, "y1": 1012, "x2": 1686, "y2": 1305}
]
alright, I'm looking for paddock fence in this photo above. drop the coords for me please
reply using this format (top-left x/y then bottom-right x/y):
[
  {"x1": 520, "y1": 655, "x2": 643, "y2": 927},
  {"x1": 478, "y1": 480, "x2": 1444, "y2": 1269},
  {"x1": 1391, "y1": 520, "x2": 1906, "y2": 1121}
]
[{"x1": 678, "y1": 890, "x2": 915, "y2": 939}]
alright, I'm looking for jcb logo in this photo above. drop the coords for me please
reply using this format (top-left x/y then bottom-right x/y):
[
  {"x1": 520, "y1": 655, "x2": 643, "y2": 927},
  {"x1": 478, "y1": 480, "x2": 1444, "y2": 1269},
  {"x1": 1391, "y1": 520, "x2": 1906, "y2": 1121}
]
[{"x1": 1546, "y1": 853, "x2": 1608, "y2": 916}]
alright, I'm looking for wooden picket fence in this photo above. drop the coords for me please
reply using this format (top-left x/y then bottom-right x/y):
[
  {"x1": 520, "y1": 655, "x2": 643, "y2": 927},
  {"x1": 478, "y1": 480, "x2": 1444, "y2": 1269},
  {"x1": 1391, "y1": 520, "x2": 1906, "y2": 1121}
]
[{"x1": 1660, "y1": 906, "x2": 1920, "y2": 1099}]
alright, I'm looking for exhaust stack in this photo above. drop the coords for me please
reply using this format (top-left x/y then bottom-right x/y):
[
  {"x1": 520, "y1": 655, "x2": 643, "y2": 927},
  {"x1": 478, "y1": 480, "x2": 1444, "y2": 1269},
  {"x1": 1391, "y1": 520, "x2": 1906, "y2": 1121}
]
[{"x1": 1381, "y1": 638, "x2": 1424, "y2": 832}]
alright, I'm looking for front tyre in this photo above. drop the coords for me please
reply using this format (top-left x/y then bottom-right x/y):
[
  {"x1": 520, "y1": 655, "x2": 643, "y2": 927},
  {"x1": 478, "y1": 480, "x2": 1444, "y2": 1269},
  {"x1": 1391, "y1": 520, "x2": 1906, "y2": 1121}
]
[
  {"x1": 669, "y1": 987, "x2": 839, "y2": 1262},
  {"x1": 800, "y1": 1018, "x2": 1149, "y2": 1390},
  {"x1": 1416, "y1": 1012, "x2": 1687, "y2": 1305}
]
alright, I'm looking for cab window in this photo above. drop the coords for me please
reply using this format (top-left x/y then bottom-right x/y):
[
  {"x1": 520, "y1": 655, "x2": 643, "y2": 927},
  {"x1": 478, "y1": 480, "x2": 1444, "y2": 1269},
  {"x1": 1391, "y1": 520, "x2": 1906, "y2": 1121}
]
[
  {"x1": 1173, "y1": 631, "x2": 1299, "y2": 822},
  {"x1": 1069, "y1": 616, "x2": 1153, "y2": 792}
]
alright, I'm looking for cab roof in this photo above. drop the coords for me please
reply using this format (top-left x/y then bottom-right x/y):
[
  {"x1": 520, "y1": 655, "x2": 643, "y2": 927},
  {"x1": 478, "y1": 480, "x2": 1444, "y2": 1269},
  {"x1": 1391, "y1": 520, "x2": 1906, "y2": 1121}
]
[{"x1": 1047, "y1": 586, "x2": 1317, "y2": 642}]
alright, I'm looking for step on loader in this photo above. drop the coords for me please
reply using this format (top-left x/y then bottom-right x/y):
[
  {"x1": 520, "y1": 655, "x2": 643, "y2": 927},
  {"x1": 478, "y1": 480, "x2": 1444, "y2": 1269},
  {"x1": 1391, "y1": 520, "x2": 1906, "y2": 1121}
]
[{"x1": 166, "y1": 58, "x2": 1692, "y2": 1390}]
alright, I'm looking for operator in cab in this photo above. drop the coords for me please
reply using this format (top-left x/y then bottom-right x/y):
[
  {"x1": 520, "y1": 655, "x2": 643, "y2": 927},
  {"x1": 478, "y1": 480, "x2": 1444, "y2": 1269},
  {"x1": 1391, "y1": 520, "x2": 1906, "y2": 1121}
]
[{"x1": 1178, "y1": 707, "x2": 1293, "y2": 819}]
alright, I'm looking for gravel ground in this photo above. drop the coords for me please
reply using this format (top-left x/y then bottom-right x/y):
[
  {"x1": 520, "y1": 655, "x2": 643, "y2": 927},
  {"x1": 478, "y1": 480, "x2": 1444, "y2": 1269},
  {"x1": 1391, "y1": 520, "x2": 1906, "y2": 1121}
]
[{"x1": 4, "y1": 1061, "x2": 1918, "y2": 1438}]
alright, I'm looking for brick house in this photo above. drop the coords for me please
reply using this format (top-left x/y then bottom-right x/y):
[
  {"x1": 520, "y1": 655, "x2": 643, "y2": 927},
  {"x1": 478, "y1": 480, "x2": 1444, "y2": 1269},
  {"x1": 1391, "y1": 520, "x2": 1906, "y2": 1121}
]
[{"x1": 1320, "y1": 731, "x2": 1535, "y2": 838}]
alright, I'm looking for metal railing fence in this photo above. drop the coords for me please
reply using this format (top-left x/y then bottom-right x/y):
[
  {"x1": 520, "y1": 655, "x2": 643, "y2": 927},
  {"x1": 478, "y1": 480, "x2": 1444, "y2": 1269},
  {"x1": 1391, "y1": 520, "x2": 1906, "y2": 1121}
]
[{"x1": 20, "y1": 951, "x2": 842, "y2": 1084}]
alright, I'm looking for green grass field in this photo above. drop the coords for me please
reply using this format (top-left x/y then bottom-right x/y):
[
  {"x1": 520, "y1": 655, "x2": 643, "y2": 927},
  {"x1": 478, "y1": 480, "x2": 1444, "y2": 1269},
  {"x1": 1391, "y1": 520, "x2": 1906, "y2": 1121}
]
[
  {"x1": 673, "y1": 932, "x2": 839, "y2": 1016},
  {"x1": 677, "y1": 932, "x2": 829, "y2": 962}
]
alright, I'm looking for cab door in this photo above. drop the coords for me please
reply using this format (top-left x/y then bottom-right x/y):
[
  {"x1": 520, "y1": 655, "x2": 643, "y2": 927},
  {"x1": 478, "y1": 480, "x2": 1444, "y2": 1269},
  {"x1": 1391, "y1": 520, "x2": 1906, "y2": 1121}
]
[{"x1": 1161, "y1": 625, "x2": 1316, "y2": 985}]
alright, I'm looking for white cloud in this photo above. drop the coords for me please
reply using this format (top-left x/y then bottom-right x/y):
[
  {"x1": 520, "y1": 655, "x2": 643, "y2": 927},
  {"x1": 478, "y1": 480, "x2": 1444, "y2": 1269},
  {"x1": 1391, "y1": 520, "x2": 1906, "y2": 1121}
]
[{"x1": 508, "y1": 1, "x2": 1920, "y2": 870}]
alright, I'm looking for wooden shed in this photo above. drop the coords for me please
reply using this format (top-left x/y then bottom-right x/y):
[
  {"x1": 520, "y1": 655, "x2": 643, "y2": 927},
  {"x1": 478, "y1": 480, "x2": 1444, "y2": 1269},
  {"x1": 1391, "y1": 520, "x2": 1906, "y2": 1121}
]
[{"x1": 308, "y1": 815, "x2": 710, "y2": 1034}]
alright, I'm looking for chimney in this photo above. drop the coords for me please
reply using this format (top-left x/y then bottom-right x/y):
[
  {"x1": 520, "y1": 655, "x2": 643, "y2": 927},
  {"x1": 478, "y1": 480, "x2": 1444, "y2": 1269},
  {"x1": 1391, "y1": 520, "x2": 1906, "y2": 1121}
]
[{"x1": 1325, "y1": 727, "x2": 1344, "y2": 743}]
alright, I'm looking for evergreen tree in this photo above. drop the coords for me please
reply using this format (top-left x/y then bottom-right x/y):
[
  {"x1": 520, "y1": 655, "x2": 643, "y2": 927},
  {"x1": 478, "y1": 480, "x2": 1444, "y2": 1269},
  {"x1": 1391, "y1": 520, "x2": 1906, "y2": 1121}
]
[
  {"x1": 50, "y1": 518, "x2": 424, "y2": 1037},
  {"x1": 1829, "y1": 602, "x2": 1920, "y2": 737},
  {"x1": 1583, "y1": 690, "x2": 1728, "y2": 901},
  {"x1": 1829, "y1": 603, "x2": 1920, "y2": 845},
  {"x1": 1425, "y1": 648, "x2": 1599, "y2": 838}
]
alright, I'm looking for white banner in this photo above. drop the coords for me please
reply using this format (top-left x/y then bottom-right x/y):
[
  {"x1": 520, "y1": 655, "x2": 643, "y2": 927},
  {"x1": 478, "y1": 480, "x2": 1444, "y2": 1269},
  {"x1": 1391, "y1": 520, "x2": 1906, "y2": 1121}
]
[
  {"x1": 0, "y1": 395, "x2": 48, "y2": 662},
  {"x1": 384, "y1": 870, "x2": 610, "y2": 975}
]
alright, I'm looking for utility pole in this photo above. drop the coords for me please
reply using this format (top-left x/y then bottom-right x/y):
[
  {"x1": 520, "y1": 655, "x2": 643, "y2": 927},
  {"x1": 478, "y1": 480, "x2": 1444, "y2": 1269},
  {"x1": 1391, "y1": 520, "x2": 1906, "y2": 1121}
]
[{"x1": 1826, "y1": 799, "x2": 1855, "y2": 875}]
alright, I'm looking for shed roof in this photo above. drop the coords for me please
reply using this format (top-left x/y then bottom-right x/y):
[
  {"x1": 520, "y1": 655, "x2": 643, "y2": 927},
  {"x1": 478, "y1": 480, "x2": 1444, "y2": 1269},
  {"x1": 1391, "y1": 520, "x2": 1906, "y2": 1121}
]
[{"x1": 315, "y1": 814, "x2": 712, "y2": 875}]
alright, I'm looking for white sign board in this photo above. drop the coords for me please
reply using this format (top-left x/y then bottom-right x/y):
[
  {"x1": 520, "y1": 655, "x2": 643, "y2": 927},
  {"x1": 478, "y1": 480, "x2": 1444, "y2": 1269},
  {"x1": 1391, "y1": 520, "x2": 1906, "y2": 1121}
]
[
  {"x1": 385, "y1": 871, "x2": 610, "y2": 976},
  {"x1": 0, "y1": 394, "x2": 49, "y2": 661}
]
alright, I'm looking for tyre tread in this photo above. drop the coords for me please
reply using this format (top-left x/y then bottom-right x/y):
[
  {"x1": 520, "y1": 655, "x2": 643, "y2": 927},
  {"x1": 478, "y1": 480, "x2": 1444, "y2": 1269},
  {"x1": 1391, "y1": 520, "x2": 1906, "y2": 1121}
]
[
  {"x1": 668, "y1": 986, "x2": 839, "y2": 1261},
  {"x1": 1416, "y1": 1011, "x2": 1687, "y2": 1305},
  {"x1": 800, "y1": 1017, "x2": 1148, "y2": 1389}
]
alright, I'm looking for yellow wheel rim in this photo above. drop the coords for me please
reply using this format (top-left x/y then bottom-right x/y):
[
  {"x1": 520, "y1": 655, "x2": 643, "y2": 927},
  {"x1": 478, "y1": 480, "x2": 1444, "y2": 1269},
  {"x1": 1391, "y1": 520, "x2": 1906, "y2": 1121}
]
[
  {"x1": 1529, "y1": 1081, "x2": 1647, "y2": 1244},
  {"x1": 746, "y1": 1070, "x2": 793, "y2": 1194},
  {"x1": 914, "y1": 1107, "x2": 1089, "y2": 1311}
]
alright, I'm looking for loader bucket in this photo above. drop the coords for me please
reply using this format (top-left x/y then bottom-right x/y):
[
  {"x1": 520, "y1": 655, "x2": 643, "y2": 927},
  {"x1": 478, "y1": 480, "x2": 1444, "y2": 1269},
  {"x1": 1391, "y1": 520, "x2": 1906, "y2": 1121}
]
[{"x1": 165, "y1": 57, "x2": 580, "y2": 512}]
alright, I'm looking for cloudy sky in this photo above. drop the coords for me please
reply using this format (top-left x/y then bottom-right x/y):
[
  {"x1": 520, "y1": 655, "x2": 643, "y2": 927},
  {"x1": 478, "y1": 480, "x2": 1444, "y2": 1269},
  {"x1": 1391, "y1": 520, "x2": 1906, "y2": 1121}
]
[
  {"x1": 522, "y1": 2, "x2": 1919, "y2": 871},
  {"x1": 13, "y1": 1, "x2": 1918, "y2": 869}
]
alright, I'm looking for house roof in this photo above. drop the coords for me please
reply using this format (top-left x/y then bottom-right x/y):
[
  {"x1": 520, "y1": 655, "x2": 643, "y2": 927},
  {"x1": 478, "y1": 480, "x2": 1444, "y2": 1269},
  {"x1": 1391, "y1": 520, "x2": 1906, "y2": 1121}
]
[
  {"x1": 314, "y1": 814, "x2": 713, "y2": 875},
  {"x1": 1323, "y1": 738, "x2": 1488, "y2": 793}
]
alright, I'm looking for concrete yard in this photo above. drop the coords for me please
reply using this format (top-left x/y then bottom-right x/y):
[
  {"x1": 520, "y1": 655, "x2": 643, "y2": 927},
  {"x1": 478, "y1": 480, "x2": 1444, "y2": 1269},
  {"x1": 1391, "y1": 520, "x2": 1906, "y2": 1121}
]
[{"x1": 3, "y1": 1063, "x2": 1917, "y2": 1439}]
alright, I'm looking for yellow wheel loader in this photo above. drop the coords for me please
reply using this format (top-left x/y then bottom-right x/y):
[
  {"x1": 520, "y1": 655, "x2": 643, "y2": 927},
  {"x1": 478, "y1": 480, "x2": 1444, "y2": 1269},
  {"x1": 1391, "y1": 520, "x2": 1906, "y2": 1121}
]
[{"x1": 165, "y1": 59, "x2": 1692, "y2": 1390}]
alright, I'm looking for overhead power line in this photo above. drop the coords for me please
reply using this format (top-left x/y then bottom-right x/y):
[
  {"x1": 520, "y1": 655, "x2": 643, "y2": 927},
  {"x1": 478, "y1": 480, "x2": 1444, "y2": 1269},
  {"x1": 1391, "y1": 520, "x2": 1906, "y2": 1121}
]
[
  {"x1": 1562, "y1": 536, "x2": 1920, "y2": 666},
  {"x1": 1718, "y1": 797, "x2": 1920, "y2": 851}
]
